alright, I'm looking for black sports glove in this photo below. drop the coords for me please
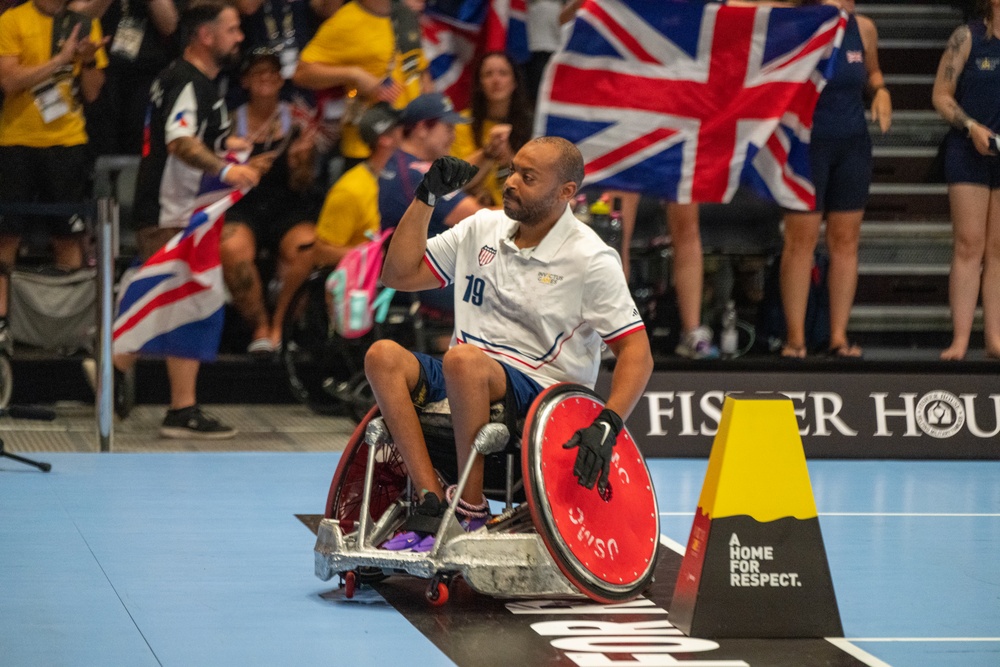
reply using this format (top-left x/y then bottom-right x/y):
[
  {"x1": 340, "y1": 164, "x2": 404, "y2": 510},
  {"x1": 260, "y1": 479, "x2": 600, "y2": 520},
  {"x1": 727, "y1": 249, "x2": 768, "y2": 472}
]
[
  {"x1": 562, "y1": 408, "x2": 624, "y2": 495},
  {"x1": 415, "y1": 156, "x2": 478, "y2": 206}
]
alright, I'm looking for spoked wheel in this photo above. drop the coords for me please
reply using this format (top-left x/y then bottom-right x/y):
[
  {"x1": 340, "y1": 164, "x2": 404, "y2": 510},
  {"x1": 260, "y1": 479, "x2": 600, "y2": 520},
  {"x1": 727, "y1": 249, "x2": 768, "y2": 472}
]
[
  {"x1": 280, "y1": 270, "x2": 339, "y2": 413},
  {"x1": 326, "y1": 405, "x2": 411, "y2": 525},
  {"x1": 325, "y1": 370, "x2": 376, "y2": 424},
  {"x1": 522, "y1": 383, "x2": 660, "y2": 603}
]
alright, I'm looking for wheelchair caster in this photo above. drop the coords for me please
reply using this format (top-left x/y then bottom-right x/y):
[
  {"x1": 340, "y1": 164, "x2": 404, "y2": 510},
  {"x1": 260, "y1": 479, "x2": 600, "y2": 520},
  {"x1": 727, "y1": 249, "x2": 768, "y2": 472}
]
[
  {"x1": 426, "y1": 575, "x2": 451, "y2": 607},
  {"x1": 342, "y1": 571, "x2": 356, "y2": 599}
]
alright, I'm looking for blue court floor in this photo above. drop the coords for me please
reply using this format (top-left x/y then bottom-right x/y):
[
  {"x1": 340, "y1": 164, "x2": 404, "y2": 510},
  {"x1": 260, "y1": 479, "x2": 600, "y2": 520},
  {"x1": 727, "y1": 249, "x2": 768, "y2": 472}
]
[{"x1": 1, "y1": 451, "x2": 997, "y2": 666}]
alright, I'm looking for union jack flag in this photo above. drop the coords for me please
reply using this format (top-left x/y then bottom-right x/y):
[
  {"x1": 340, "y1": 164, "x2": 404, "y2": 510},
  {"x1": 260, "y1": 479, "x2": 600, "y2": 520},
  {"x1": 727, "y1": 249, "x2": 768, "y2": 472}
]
[
  {"x1": 112, "y1": 190, "x2": 244, "y2": 361},
  {"x1": 535, "y1": 0, "x2": 846, "y2": 210},
  {"x1": 422, "y1": 0, "x2": 529, "y2": 110}
]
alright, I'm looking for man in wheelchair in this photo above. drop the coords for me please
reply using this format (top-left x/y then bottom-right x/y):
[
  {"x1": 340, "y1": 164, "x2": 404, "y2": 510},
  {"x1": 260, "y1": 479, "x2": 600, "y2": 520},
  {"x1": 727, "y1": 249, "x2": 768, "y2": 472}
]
[{"x1": 364, "y1": 136, "x2": 653, "y2": 552}]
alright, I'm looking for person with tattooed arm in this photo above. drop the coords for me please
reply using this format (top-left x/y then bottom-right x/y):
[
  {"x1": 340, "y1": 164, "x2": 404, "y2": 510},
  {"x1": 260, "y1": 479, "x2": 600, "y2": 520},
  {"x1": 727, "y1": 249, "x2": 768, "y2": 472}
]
[
  {"x1": 932, "y1": 0, "x2": 1000, "y2": 360},
  {"x1": 121, "y1": 0, "x2": 266, "y2": 437}
]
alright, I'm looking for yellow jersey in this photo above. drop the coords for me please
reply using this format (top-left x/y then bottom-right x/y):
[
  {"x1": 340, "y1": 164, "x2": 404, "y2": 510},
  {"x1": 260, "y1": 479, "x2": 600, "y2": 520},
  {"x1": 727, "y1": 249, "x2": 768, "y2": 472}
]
[
  {"x1": 0, "y1": 2, "x2": 108, "y2": 147},
  {"x1": 301, "y1": 2, "x2": 425, "y2": 159},
  {"x1": 315, "y1": 162, "x2": 380, "y2": 248}
]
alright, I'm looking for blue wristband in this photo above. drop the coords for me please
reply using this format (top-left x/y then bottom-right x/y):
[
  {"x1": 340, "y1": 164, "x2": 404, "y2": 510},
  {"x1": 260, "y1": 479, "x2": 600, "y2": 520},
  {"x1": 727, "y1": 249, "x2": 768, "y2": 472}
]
[{"x1": 219, "y1": 164, "x2": 232, "y2": 182}]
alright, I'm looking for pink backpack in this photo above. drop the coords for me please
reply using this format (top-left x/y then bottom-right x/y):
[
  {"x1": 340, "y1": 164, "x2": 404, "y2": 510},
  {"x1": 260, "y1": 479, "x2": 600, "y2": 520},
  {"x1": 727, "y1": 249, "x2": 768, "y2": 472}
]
[{"x1": 325, "y1": 228, "x2": 396, "y2": 339}]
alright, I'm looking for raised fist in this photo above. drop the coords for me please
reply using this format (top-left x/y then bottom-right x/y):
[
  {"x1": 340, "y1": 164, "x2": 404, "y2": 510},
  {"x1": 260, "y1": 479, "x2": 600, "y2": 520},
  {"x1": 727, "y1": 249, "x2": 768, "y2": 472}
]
[{"x1": 415, "y1": 156, "x2": 478, "y2": 206}]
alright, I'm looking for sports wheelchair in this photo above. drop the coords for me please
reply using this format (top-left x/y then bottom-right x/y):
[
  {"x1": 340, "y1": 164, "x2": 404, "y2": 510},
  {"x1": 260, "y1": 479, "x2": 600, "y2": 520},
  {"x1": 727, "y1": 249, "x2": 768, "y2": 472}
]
[{"x1": 314, "y1": 383, "x2": 660, "y2": 605}]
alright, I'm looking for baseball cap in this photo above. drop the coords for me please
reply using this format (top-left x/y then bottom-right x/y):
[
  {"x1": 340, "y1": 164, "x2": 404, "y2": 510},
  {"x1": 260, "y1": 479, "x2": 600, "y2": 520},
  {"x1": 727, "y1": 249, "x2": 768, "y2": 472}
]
[
  {"x1": 400, "y1": 93, "x2": 469, "y2": 126},
  {"x1": 359, "y1": 102, "x2": 403, "y2": 149},
  {"x1": 241, "y1": 46, "x2": 281, "y2": 75}
]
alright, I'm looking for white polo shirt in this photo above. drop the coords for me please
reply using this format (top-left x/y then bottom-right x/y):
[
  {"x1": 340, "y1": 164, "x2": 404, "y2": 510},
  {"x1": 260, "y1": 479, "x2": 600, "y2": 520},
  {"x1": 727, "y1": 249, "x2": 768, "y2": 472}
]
[{"x1": 424, "y1": 205, "x2": 645, "y2": 389}]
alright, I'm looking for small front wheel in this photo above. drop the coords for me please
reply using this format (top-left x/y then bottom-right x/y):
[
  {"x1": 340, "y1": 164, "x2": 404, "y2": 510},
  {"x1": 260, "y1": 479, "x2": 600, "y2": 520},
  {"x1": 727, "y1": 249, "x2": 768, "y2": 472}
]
[
  {"x1": 425, "y1": 579, "x2": 449, "y2": 607},
  {"x1": 343, "y1": 570, "x2": 356, "y2": 599}
]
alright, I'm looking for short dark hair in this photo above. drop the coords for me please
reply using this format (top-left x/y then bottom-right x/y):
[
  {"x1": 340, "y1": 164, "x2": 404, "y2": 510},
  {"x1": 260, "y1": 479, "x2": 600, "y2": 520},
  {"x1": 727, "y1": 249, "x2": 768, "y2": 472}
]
[
  {"x1": 530, "y1": 136, "x2": 584, "y2": 189},
  {"x1": 179, "y1": 0, "x2": 232, "y2": 48}
]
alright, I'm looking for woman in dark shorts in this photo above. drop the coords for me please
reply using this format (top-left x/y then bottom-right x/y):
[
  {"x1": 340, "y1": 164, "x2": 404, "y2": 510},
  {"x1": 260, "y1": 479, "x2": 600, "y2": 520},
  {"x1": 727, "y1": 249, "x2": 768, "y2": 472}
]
[
  {"x1": 221, "y1": 50, "x2": 323, "y2": 355},
  {"x1": 932, "y1": 0, "x2": 1000, "y2": 360},
  {"x1": 779, "y1": 0, "x2": 891, "y2": 358}
]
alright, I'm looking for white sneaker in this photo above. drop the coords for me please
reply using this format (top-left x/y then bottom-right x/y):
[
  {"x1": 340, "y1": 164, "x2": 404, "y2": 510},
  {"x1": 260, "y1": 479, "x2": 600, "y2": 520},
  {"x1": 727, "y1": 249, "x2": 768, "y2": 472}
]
[{"x1": 675, "y1": 325, "x2": 720, "y2": 360}]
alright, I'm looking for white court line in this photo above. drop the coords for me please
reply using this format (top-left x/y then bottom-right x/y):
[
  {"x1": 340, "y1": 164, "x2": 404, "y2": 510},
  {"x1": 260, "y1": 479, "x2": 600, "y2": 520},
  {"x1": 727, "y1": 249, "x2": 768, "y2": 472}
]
[
  {"x1": 659, "y1": 512, "x2": 1000, "y2": 517},
  {"x1": 846, "y1": 637, "x2": 1000, "y2": 642},
  {"x1": 658, "y1": 534, "x2": 686, "y2": 555},
  {"x1": 826, "y1": 638, "x2": 894, "y2": 667}
]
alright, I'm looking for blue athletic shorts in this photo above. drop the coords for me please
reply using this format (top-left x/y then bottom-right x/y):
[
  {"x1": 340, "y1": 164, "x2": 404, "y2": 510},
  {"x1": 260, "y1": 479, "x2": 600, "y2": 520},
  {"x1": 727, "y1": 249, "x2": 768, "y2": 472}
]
[
  {"x1": 410, "y1": 350, "x2": 543, "y2": 493},
  {"x1": 410, "y1": 350, "x2": 543, "y2": 415},
  {"x1": 944, "y1": 131, "x2": 1000, "y2": 189},
  {"x1": 809, "y1": 134, "x2": 873, "y2": 213}
]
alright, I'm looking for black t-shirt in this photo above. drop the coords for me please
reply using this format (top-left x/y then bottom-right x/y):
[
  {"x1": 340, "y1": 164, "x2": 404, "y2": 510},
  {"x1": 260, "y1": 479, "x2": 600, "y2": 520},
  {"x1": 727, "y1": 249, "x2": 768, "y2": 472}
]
[
  {"x1": 135, "y1": 58, "x2": 233, "y2": 229},
  {"x1": 100, "y1": 0, "x2": 184, "y2": 75}
]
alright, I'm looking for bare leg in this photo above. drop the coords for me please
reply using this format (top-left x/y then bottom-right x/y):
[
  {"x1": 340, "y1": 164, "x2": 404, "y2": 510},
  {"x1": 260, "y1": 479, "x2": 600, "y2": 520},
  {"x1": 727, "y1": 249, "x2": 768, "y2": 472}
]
[
  {"x1": 825, "y1": 210, "x2": 863, "y2": 355},
  {"x1": 608, "y1": 190, "x2": 640, "y2": 279},
  {"x1": 943, "y1": 184, "x2": 989, "y2": 360},
  {"x1": 983, "y1": 188, "x2": 1000, "y2": 357},
  {"x1": 365, "y1": 340, "x2": 444, "y2": 499},
  {"x1": 666, "y1": 202, "x2": 703, "y2": 334},
  {"x1": 220, "y1": 222, "x2": 269, "y2": 342},
  {"x1": 779, "y1": 211, "x2": 822, "y2": 356},
  {"x1": 270, "y1": 223, "x2": 316, "y2": 346},
  {"x1": 441, "y1": 345, "x2": 508, "y2": 505},
  {"x1": 51, "y1": 235, "x2": 83, "y2": 271},
  {"x1": 166, "y1": 356, "x2": 199, "y2": 409}
]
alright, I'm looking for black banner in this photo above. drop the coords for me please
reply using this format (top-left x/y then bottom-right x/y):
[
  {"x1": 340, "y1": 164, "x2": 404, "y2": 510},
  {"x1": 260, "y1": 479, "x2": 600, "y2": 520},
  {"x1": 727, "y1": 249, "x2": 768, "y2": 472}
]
[{"x1": 598, "y1": 370, "x2": 1000, "y2": 458}]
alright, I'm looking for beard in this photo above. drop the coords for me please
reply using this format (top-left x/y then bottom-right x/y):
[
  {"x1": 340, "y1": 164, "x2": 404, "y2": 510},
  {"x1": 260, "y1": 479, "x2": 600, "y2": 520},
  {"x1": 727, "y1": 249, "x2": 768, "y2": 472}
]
[
  {"x1": 503, "y1": 188, "x2": 558, "y2": 226},
  {"x1": 215, "y1": 47, "x2": 241, "y2": 70}
]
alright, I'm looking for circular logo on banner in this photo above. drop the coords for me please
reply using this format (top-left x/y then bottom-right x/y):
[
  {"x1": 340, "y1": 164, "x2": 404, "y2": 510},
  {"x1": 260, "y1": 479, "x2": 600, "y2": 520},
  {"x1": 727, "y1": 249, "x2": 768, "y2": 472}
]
[{"x1": 915, "y1": 391, "x2": 965, "y2": 439}]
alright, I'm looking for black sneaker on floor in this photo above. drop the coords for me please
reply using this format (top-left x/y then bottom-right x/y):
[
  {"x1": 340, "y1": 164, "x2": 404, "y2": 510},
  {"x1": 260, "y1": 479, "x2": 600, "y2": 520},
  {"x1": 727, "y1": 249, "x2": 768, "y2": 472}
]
[
  {"x1": 113, "y1": 367, "x2": 136, "y2": 419},
  {"x1": 159, "y1": 405, "x2": 237, "y2": 440},
  {"x1": 81, "y1": 359, "x2": 136, "y2": 419}
]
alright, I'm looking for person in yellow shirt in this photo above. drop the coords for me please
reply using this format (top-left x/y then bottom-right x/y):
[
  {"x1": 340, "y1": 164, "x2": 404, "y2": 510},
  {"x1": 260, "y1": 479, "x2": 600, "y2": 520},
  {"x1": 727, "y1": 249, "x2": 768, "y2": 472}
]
[
  {"x1": 292, "y1": 0, "x2": 430, "y2": 169},
  {"x1": 451, "y1": 51, "x2": 533, "y2": 207},
  {"x1": 0, "y1": 0, "x2": 109, "y2": 338},
  {"x1": 314, "y1": 102, "x2": 403, "y2": 267}
]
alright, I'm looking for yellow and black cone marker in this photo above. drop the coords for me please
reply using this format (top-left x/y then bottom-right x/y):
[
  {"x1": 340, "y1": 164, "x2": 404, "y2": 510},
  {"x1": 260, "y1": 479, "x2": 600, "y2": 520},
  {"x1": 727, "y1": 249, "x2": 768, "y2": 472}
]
[{"x1": 669, "y1": 397, "x2": 843, "y2": 638}]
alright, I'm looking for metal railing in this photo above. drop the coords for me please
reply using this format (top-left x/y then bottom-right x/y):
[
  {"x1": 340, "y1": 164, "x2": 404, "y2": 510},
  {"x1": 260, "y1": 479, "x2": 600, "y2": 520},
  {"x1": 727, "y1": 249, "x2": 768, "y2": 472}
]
[{"x1": 0, "y1": 197, "x2": 117, "y2": 452}]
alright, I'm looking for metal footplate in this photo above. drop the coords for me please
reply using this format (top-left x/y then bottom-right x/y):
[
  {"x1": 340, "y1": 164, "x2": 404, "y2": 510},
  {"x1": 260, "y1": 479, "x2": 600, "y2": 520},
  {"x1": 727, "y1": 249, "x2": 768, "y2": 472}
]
[{"x1": 314, "y1": 519, "x2": 581, "y2": 598}]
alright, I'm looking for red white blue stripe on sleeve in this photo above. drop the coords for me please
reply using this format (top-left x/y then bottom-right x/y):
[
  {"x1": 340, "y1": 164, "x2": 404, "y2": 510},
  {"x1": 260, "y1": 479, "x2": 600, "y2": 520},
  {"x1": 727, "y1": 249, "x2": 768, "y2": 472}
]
[
  {"x1": 423, "y1": 250, "x2": 451, "y2": 288},
  {"x1": 602, "y1": 320, "x2": 646, "y2": 344}
]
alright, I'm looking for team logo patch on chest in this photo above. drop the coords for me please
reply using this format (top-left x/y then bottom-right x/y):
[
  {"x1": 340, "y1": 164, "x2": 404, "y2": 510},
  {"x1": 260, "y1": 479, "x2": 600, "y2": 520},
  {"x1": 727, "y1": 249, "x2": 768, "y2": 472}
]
[
  {"x1": 846, "y1": 50, "x2": 863, "y2": 64},
  {"x1": 537, "y1": 272, "x2": 563, "y2": 285},
  {"x1": 478, "y1": 245, "x2": 497, "y2": 266},
  {"x1": 977, "y1": 57, "x2": 1000, "y2": 71}
]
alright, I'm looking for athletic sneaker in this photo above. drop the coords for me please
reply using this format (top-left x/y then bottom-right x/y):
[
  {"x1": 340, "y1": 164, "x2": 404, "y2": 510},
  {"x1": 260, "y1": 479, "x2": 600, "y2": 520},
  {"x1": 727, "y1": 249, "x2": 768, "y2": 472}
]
[
  {"x1": 410, "y1": 516, "x2": 488, "y2": 553},
  {"x1": 81, "y1": 358, "x2": 136, "y2": 419},
  {"x1": 159, "y1": 405, "x2": 237, "y2": 440},
  {"x1": 382, "y1": 492, "x2": 445, "y2": 551},
  {"x1": 675, "y1": 325, "x2": 720, "y2": 360}
]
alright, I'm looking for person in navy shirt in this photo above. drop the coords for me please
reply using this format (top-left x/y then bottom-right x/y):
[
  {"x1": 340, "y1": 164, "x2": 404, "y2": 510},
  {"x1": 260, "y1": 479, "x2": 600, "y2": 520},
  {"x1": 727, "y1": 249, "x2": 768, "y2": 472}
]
[
  {"x1": 778, "y1": 0, "x2": 891, "y2": 358},
  {"x1": 378, "y1": 93, "x2": 485, "y2": 313}
]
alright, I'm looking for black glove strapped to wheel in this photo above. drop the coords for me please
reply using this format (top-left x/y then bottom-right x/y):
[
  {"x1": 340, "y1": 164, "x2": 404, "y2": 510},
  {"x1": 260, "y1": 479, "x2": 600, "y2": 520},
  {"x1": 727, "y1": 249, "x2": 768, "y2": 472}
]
[
  {"x1": 562, "y1": 407, "x2": 624, "y2": 498},
  {"x1": 415, "y1": 156, "x2": 478, "y2": 206}
]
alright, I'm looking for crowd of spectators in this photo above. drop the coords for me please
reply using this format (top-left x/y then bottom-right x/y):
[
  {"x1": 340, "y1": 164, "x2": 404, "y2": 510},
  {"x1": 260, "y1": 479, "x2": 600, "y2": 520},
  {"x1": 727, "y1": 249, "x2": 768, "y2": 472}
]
[{"x1": 0, "y1": 0, "x2": 996, "y2": 437}]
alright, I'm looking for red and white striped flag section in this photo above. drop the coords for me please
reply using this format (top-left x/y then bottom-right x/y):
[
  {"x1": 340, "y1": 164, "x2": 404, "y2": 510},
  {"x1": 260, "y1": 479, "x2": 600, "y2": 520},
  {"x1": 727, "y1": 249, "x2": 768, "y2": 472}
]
[{"x1": 112, "y1": 189, "x2": 245, "y2": 361}]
